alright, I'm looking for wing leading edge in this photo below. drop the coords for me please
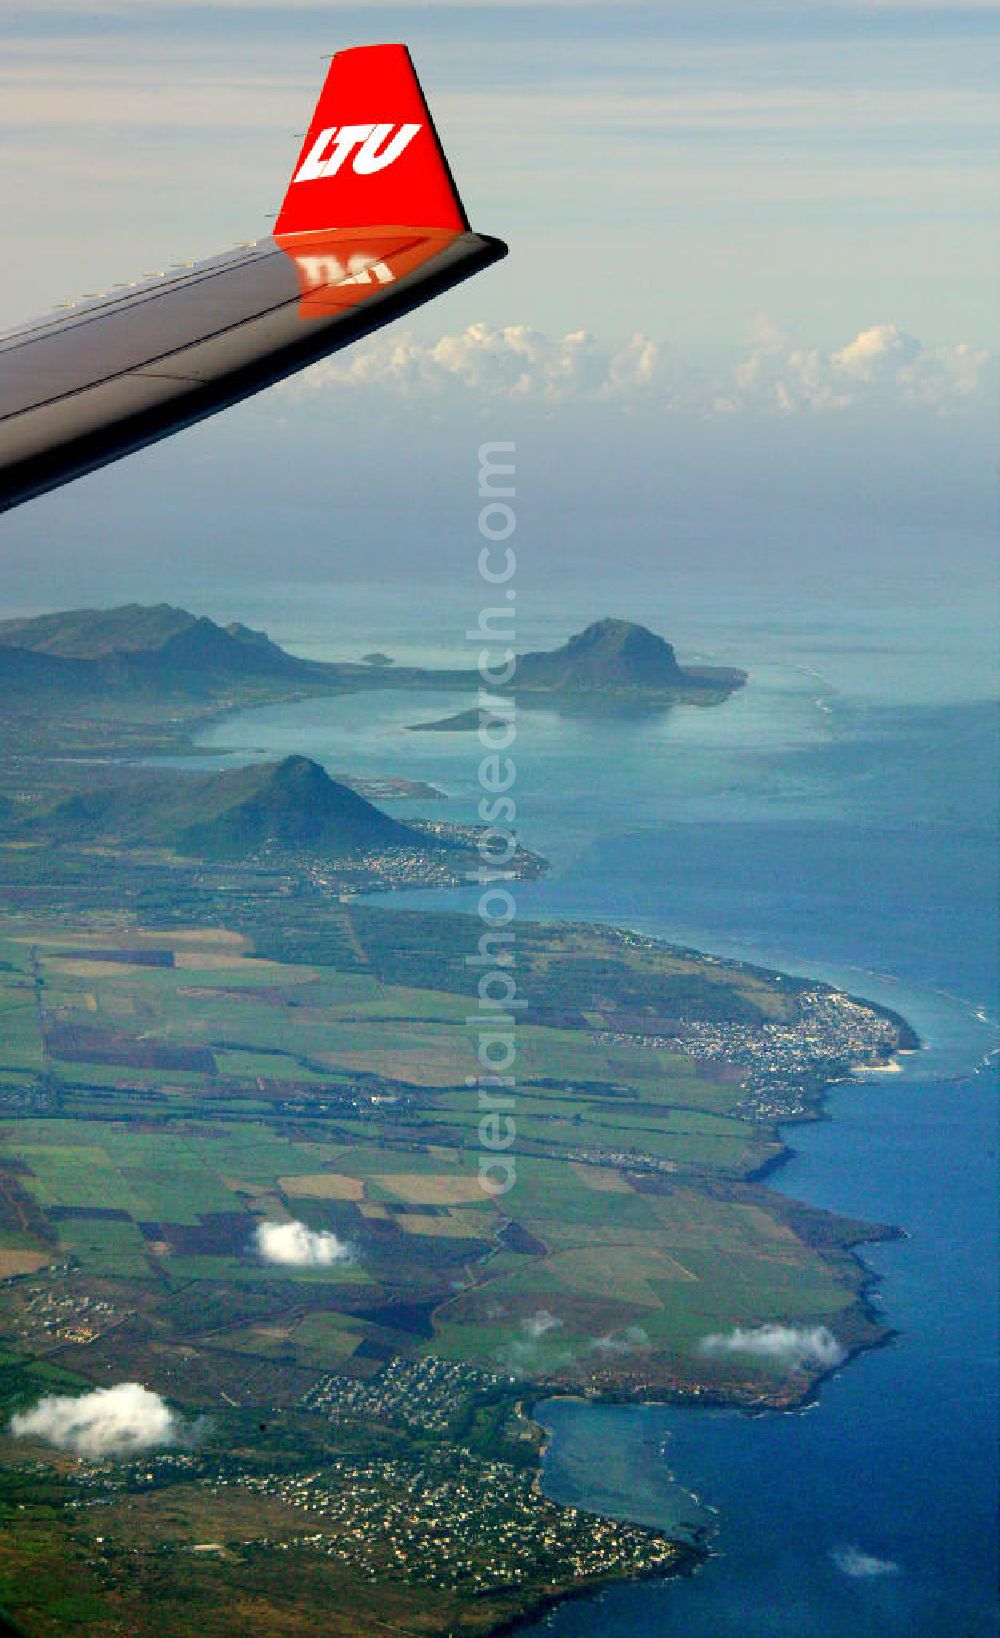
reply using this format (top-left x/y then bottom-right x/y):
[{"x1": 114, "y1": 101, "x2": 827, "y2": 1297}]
[{"x1": 0, "y1": 44, "x2": 506, "y2": 515}]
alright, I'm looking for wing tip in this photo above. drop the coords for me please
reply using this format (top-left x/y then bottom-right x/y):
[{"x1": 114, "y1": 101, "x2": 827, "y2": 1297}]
[{"x1": 275, "y1": 43, "x2": 471, "y2": 238}]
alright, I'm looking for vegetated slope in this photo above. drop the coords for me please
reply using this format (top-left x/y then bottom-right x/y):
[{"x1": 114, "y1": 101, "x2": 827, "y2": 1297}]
[
  {"x1": 0, "y1": 603, "x2": 206, "y2": 657},
  {"x1": 16, "y1": 756, "x2": 435, "y2": 860},
  {"x1": 0, "y1": 641, "x2": 99, "y2": 697},
  {"x1": 0, "y1": 603, "x2": 317, "y2": 693}
]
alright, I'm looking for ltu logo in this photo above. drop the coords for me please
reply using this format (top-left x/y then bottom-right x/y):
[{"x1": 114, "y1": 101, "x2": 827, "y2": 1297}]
[
  {"x1": 293, "y1": 123, "x2": 422, "y2": 184},
  {"x1": 295, "y1": 252, "x2": 395, "y2": 289}
]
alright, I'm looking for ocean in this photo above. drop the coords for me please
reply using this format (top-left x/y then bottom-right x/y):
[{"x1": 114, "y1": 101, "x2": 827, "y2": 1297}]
[{"x1": 186, "y1": 569, "x2": 998, "y2": 1637}]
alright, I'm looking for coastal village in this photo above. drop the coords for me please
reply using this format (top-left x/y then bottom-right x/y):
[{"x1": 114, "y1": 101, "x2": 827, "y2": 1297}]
[
  {"x1": 597, "y1": 983, "x2": 906, "y2": 1122},
  {"x1": 40, "y1": 1407, "x2": 685, "y2": 1602}
]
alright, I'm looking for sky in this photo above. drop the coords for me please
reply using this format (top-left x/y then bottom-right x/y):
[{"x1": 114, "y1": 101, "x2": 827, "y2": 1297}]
[{"x1": 0, "y1": 1, "x2": 996, "y2": 609}]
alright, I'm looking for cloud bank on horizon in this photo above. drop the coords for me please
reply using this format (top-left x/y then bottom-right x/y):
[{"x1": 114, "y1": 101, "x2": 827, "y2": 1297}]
[
  {"x1": 9, "y1": 1383, "x2": 185, "y2": 1458},
  {"x1": 254, "y1": 1219, "x2": 353, "y2": 1266},
  {"x1": 700, "y1": 1323, "x2": 847, "y2": 1371},
  {"x1": 291, "y1": 319, "x2": 994, "y2": 417}
]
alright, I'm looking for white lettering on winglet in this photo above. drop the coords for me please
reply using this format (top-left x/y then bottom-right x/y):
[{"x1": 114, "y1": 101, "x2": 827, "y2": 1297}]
[{"x1": 293, "y1": 123, "x2": 422, "y2": 183}]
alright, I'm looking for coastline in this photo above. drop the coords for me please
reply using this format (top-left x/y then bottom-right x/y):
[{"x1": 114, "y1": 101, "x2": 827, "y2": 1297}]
[
  {"x1": 4, "y1": 650, "x2": 963, "y2": 1638},
  {"x1": 485, "y1": 1542, "x2": 708, "y2": 1638},
  {"x1": 473, "y1": 998, "x2": 925, "y2": 1637},
  {"x1": 496, "y1": 1034, "x2": 921, "y2": 1636}
]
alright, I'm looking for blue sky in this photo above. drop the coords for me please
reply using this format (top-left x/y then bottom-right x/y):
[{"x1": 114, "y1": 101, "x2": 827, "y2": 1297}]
[{"x1": 0, "y1": 1, "x2": 996, "y2": 605}]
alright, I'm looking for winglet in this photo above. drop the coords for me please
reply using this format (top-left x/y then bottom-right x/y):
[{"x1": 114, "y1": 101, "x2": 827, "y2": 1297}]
[{"x1": 275, "y1": 44, "x2": 469, "y2": 239}]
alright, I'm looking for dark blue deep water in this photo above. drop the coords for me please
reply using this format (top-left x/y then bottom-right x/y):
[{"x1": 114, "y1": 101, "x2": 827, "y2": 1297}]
[
  {"x1": 522, "y1": 1065, "x2": 998, "y2": 1638},
  {"x1": 193, "y1": 580, "x2": 999, "y2": 1637}
]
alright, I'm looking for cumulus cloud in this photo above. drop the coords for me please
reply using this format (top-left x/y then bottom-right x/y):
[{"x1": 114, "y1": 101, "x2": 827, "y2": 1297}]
[
  {"x1": 254, "y1": 1219, "x2": 352, "y2": 1267},
  {"x1": 497, "y1": 1309, "x2": 571, "y2": 1370},
  {"x1": 297, "y1": 323, "x2": 660, "y2": 404},
  {"x1": 9, "y1": 1383, "x2": 183, "y2": 1458},
  {"x1": 831, "y1": 1544, "x2": 901, "y2": 1579},
  {"x1": 700, "y1": 1323, "x2": 846, "y2": 1373},
  {"x1": 729, "y1": 319, "x2": 993, "y2": 416},
  {"x1": 523, "y1": 1309, "x2": 563, "y2": 1340},
  {"x1": 832, "y1": 322, "x2": 921, "y2": 379},
  {"x1": 293, "y1": 318, "x2": 993, "y2": 417},
  {"x1": 591, "y1": 1325, "x2": 650, "y2": 1356}
]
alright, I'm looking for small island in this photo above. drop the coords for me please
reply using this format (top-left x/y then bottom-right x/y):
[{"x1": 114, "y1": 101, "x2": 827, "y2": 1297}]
[{"x1": 406, "y1": 708, "x2": 484, "y2": 733}]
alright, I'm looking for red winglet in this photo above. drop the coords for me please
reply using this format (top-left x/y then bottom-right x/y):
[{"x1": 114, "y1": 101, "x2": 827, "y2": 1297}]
[{"x1": 274, "y1": 44, "x2": 469, "y2": 240}]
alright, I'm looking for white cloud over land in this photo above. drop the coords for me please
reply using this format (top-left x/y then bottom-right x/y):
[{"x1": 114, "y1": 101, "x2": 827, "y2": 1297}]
[
  {"x1": 700, "y1": 1323, "x2": 847, "y2": 1373},
  {"x1": 9, "y1": 1383, "x2": 183, "y2": 1458},
  {"x1": 523, "y1": 1310, "x2": 563, "y2": 1340},
  {"x1": 831, "y1": 1544, "x2": 902, "y2": 1579},
  {"x1": 254, "y1": 1219, "x2": 352, "y2": 1267},
  {"x1": 591, "y1": 1326, "x2": 650, "y2": 1357}
]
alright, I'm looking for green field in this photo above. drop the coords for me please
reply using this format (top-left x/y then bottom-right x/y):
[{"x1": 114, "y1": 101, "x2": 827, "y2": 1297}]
[{"x1": 0, "y1": 910, "x2": 886, "y2": 1411}]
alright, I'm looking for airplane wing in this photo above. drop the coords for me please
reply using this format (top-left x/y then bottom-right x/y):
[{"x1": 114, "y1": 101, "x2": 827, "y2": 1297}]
[{"x1": 0, "y1": 44, "x2": 506, "y2": 515}]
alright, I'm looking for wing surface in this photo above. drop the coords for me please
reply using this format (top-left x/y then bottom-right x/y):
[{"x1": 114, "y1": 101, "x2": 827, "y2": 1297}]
[{"x1": 0, "y1": 45, "x2": 505, "y2": 514}]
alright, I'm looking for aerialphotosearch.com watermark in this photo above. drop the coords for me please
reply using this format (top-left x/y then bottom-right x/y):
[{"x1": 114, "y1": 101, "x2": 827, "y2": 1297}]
[{"x1": 467, "y1": 442, "x2": 521, "y2": 1199}]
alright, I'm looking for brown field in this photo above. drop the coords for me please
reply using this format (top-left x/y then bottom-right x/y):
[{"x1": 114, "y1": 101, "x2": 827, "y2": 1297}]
[
  {"x1": 20, "y1": 926, "x2": 247, "y2": 954},
  {"x1": 317, "y1": 1041, "x2": 467, "y2": 1086},
  {"x1": 398, "y1": 1210, "x2": 495, "y2": 1240},
  {"x1": 78, "y1": 1484, "x2": 318, "y2": 1550},
  {"x1": 375, "y1": 1173, "x2": 488, "y2": 1206},
  {"x1": 569, "y1": 1163, "x2": 633, "y2": 1193},
  {"x1": 280, "y1": 1173, "x2": 365, "y2": 1202},
  {"x1": 47, "y1": 959, "x2": 139, "y2": 978},
  {"x1": 173, "y1": 952, "x2": 279, "y2": 972},
  {"x1": 0, "y1": 1248, "x2": 52, "y2": 1277},
  {"x1": 158, "y1": 928, "x2": 248, "y2": 950}
]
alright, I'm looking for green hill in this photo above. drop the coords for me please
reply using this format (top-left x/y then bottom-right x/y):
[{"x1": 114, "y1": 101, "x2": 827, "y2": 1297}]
[
  {"x1": 0, "y1": 603, "x2": 317, "y2": 692},
  {"x1": 21, "y1": 756, "x2": 436, "y2": 862},
  {"x1": 0, "y1": 603, "x2": 201, "y2": 658}
]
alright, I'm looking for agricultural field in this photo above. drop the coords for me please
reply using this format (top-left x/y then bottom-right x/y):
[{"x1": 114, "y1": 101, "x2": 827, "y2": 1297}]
[
  {"x1": 0, "y1": 900, "x2": 900, "y2": 1636},
  {"x1": 0, "y1": 909, "x2": 888, "y2": 1403}
]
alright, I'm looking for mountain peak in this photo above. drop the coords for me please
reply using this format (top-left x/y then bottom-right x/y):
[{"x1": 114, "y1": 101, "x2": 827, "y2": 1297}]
[
  {"x1": 517, "y1": 618, "x2": 683, "y2": 689},
  {"x1": 174, "y1": 755, "x2": 419, "y2": 859},
  {"x1": 21, "y1": 755, "x2": 433, "y2": 863}
]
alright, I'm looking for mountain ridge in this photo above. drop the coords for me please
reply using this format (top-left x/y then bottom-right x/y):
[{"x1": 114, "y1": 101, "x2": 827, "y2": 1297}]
[
  {"x1": 515, "y1": 618, "x2": 688, "y2": 691},
  {"x1": 0, "y1": 603, "x2": 745, "y2": 708},
  {"x1": 0, "y1": 603, "x2": 313, "y2": 692}
]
